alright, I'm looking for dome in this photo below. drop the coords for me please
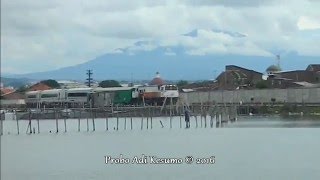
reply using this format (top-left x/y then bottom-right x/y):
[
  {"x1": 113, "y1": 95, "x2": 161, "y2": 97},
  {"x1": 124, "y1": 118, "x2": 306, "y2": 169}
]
[
  {"x1": 266, "y1": 65, "x2": 282, "y2": 74},
  {"x1": 149, "y1": 72, "x2": 165, "y2": 86}
]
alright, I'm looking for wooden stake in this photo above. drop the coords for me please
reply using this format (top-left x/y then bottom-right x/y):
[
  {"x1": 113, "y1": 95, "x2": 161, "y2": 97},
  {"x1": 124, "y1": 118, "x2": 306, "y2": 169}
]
[
  {"x1": 91, "y1": 106, "x2": 95, "y2": 131},
  {"x1": 195, "y1": 116, "x2": 198, "y2": 128},
  {"x1": 160, "y1": 120, "x2": 164, "y2": 128},
  {"x1": 64, "y1": 116, "x2": 67, "y2": 133},
  {"x1": 105, "y1": 110, "x2": 108, "y2": 131},
  {"x1": 0, "y1": 118, "x2": 3, "y2": 136},
  {"x1": 204, "y1": 115, "x2": 207, "y2": 128},
  {"x1": 179, "y1": 113, "x2": 182, "y2": 129},
  {"x1": 37, "y1": 119, "x2": 40, "y2": 133},
  {"x1": 86, "y1": 116, "x2": 89, "y2": 132},
  {"x1": 170, "y1": 98, "x2": 173, "y2": 117},
  {"x1": 78, "y1": 110, "x2": 81, "y2": 132},
  {"x1": 16, "y1": 118, "x2": 20, "y2": 134},
  {"x1": 116, "y1": 110, "x2": 119, "y2": 131},
  {"x1": 141, "y1": 117, "x2": 143, "y2": 130},
  {"x1": 116, "y1": 116, "x2": 119, "y2": 131},
  {"x1": 147, "y1": 118, "x2": 149, "y2": 129},
  {"x1": 92, "y1": 115, "x2": 95, "y2": 132},
  {"x1": 55, "y1": 110, "x2": 59, "y2": 133}
]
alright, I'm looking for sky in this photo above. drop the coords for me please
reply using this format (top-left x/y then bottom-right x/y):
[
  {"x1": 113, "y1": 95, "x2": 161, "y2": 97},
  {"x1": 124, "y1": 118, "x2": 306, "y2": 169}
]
[{"x1": 1, "y1": 0, "x2": 320, "y2": 74}]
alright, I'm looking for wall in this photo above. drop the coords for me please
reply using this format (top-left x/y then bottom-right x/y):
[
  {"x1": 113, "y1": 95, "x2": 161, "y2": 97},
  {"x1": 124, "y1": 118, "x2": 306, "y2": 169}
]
[
  {"x1": 0, "y1": 99, "x2": 26, "y2": 106},
  {"x1": 181, "y1": 88, "x2": 320, "y2": 104}
]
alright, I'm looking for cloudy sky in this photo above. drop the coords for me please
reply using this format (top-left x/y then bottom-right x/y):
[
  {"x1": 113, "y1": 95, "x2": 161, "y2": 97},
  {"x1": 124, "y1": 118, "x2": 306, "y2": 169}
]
[{"x1": 1, "y1": 0, "x2": 320, "y2": 74}]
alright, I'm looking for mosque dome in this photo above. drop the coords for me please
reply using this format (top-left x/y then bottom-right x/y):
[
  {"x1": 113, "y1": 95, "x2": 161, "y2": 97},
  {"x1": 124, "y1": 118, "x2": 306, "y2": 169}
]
[
  {"x1": 266, "y1": 65, "x2": 282, "y2": 74},
  {"x1": 149, "y1": 72, "x2": 165, "y2": 86}
]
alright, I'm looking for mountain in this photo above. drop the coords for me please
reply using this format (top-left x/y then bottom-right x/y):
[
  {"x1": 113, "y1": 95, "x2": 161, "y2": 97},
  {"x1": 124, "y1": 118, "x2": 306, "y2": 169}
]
[
  {"x1": 0, "y1": 77, "x2": 34, "y2": 88},
  {"x1": 6, "y1": 29, "x2": 320, "y2": 81},
  {"x1": 7, "y1": 51, "x2": 319, "y2": 81}
]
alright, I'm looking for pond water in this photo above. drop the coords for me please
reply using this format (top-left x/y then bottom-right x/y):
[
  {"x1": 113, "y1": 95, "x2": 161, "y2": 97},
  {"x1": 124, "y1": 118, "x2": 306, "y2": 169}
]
[{"x1": 1, "y1": 116, "x2": 320, "y2": 180}]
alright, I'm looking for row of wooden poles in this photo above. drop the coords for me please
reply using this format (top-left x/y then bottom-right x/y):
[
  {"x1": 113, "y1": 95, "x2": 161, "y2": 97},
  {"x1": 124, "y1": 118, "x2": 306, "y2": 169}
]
[
  {"x1": 0, "y1": 111, "x2": 236, "y2": 135},
  {"x1": 0, "y1": 101, "x2": 238, "y2": 135}
]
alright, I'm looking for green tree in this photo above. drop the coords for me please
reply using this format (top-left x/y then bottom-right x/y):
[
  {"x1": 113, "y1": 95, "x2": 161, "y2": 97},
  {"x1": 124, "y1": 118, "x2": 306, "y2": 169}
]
[
  {"x1": 177, "y1": 80, "x2": 189, "y2": 87},
  {"x1": 176, "y1": 80, "x2": 189, "y2": 90},
  {"x1": 16, "y1": 85, "x2": 29, "y2": 94},
  {"x1": 40, "y1": 79, "x2": 60, "y2": 88},
  {"x1": 99, "y1": 80, "x2": 121, "y2": 88},
  {"x1": 255, "y1": 80, "x2": 269, "y2": 89}
]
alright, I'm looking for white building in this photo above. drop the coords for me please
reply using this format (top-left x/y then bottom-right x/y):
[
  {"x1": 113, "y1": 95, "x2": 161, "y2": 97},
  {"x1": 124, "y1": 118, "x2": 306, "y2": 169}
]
[{"x1": 57, "y1": 80, "x2": 88, "y2": 89}]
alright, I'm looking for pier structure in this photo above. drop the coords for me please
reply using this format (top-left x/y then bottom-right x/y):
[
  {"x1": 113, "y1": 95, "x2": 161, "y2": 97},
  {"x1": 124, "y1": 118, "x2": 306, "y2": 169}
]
[{"x1": 0, "y1": 97, "x2": 239, "y2": 135}]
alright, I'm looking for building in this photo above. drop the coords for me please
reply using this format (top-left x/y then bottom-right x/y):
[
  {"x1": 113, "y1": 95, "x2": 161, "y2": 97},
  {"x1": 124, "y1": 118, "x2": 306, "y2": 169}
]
[
  {"x1": 0, "y1": 87, "x2": 15, "y2": 96},
  {"x1": 57, "y1": 80, "x2": 88, "y2": 89},
  {"x1": 277, "y1": 70, "x2": 316, "y2": 82},
  {"x1": 266, "y1": 65, "x2": 282, "y2": 76},
  {"x1": 267, "y1": 64, "x2": 320, "y2": 88},
  {"x1": 149, "y1": 72, "x2": 165, "y2": 86},
  {"x1": 92, "y1": 87, "x2": 138, "y2": 107},
  {"x1": 216, "y1": 65, "x2": 263, "y2": 90},
  {"x1": 307, "y1": 64, "x2": 320, "y2": 72},
  {"x1": 0, "y1": 91, "x2": 26, "y2": 107},
  {"x1": 28, "y1": 83, "x2": 52, "y2": 91}
]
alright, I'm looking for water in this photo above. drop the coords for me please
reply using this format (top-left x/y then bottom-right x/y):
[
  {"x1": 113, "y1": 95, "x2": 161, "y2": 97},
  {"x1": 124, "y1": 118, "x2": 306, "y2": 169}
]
[{"x1": 1, "y1": 116, "x2": 320, "y2": 180}]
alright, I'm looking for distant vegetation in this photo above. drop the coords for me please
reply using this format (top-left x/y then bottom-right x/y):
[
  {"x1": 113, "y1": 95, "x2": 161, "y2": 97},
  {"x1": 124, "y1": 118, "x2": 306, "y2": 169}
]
[
  {"x1": 16, "y1": 85, "x2": 29, "y2": 94},
  {"x1": 0, "y1": 77, "x2": 32, "y2": 88},
  {"x1": 40, "y1": 79, "x2": 60, "y2": 88},
  {"x1": 255, "y1": 80, "x2": 269, "y2": 89},
  {"x1": 176, "y1": 80, "x2": 189, "y2": 90},
  {"x1": 99, "y1": 80, "x2": 121, "y2": 88}
]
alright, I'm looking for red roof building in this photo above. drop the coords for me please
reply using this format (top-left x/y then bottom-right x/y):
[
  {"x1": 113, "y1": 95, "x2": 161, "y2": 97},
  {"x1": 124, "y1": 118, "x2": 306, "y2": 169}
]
[
  {"x1": 28, "y1": 83, "x2": 52, "y2": 91},
  {"x1": 149, "y1": 72, "x2": 165, "y2": 86},
  {"x1": 0, "y1": 88, "x2": 15, "y2": 96}
]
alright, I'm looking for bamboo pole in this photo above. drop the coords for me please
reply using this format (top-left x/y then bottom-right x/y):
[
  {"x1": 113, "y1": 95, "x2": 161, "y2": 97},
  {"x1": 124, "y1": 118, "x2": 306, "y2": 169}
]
[
  {"x1": 26, "y1": 111, "x2": 32, "y2": 134},
  {"x1": 37, "y1": 119, "x2": 40, "y2": 133},
  {"x1": 116, "y1": 112, "x2": 119, "y2": 131},
  {"x1": 150, "y1": 107, "x2": 153, "y2": 129},
  {"x1": 204, "y1": 115, "x2": 207, "y2": 128},
  {"x1": 64, "y1": 116, "x2": 67, "y2": 133},
  {"x1": 55, "y1": 110, "x2": 59, "y2": 133},
  {"x1": 0, "y1": 117, "x2": 3, "y2": 136},
  {"x1": 179, "y1": 115, "x2": 182, "y2": 129},
  {"x1": 16, "y1": 118, "x2": 20, "y2": 134},
  {"x1": 86, "y1": 114, "x2": 89, "y2": 132},
  {"x1": 147, "y1": 118, "x2": 149, "y2": 129},
  {"x1": 36, "y1": 108, "x2": 40, "y2": 133},
  {"x1": 105, "y1": 110, "x2": 108, "y2": 131},
  {"x1": 91, "y1": 104, "x2": 95, "y2": 131},
  {"x1": 195, "y1": 116, "x2": 198, "y2": 128},
  {"x1": 92, "y1": 114, "x2": 95, "y2": 132},
  {"x1": 141, "y1": 117, "x2": 143, "y2": 130}
]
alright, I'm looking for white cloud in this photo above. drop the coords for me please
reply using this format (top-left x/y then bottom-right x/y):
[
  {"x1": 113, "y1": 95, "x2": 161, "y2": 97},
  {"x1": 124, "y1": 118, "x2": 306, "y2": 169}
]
[
  {"x1": 297, "y1": 16, "x2": 320, "y2": 30},
  {"x1": 179, "y1": 29, "x2": 272, "y2": 56},
  {"x1": 1, "y1": 0, "x2": 320, "y2": 74}
]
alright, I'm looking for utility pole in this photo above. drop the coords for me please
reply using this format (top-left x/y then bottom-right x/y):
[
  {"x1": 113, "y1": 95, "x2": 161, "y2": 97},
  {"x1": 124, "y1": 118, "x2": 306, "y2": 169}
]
[{"x1": 86, "y1": 70, "x2": 93, "y2": 87}]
